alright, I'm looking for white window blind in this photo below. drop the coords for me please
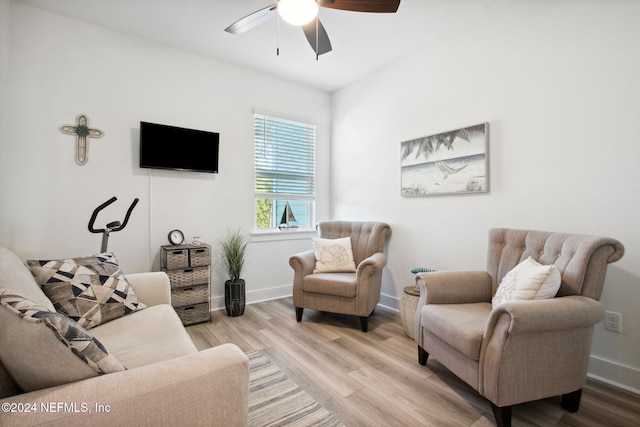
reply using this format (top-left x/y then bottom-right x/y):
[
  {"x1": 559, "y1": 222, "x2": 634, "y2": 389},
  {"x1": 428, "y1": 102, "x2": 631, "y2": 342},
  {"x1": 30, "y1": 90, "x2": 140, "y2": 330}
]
[{"x1": 254, "y1": 113, "x2": 315, "y2": 199}]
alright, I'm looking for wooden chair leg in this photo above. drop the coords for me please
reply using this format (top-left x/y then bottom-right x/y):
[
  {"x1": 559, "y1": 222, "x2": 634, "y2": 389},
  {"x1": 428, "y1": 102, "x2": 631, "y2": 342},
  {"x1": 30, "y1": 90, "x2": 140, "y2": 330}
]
[
  {"x1": 295, "y1": 307, "x2": 303, "y2": 322},
  {"x1": 359, "y1": 316, "x2": 368, "y2": 332},
  {"x1": 418, "y1": 346, "x2": 429, "y2": 365},
  {"x1": 490, "y1": 403, "x2": 512, "y2": 427},
  {"x1": 561, "y1": 388, "x2": 582, "y2": 412}
]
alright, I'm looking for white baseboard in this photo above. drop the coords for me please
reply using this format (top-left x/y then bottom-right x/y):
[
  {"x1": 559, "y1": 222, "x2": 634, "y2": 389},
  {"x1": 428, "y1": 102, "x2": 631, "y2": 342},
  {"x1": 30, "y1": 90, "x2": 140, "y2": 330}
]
[
  {"x1": 210, "y1": 284, "x2": 293, "y2": 310},
  {"x1": 378, "y1": 292, "x2": 400, "y2": 312},
  {"x1": 588, "y1": 355, "x2": 640, "y2": 395},
  {"x1": 212, "y1": 289, "x2": 402, "y2": 312}
]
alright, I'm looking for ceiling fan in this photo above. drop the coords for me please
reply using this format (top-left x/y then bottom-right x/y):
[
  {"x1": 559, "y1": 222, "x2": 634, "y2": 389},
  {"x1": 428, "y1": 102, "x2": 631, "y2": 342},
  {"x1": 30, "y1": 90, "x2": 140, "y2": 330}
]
[{"x1": 224, "y1": 0, "x2": 401, "y2": 57}]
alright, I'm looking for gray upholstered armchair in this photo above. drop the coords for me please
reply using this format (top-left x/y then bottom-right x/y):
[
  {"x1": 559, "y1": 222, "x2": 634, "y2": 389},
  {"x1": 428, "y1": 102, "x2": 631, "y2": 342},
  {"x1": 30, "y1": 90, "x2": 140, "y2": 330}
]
[
  {"x1": 289, "y1": 221, "x2": 391, "y2": 332},
  {"x1": 414, "y1": 228, "x2": 624, "y2": 427}
]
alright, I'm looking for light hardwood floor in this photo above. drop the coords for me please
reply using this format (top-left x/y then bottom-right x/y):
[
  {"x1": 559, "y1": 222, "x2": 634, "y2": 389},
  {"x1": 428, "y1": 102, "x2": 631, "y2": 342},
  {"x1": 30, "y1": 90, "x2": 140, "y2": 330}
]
[{"x1": 186, "y1": 298, "x2": 640, "y2": 426}]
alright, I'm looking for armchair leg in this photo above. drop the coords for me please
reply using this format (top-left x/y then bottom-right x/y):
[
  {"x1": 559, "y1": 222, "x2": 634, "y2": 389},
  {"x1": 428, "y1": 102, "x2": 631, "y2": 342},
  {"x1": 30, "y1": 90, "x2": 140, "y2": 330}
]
[
  {"x1": 418, "y1": 346, "x2": 429, "y2": 365},
  {"x1": 490, "y1": 403, "x2": 512, "y2": 427},
  {"x1": 359, "y1": 316, "x2": 368, "y2": 332},
  {"x1": 561, "y1": 388, "x2": 582, "y2": 412},
  {"x1": 295, "y1": 307, "x2": 303, "y2": 322}
]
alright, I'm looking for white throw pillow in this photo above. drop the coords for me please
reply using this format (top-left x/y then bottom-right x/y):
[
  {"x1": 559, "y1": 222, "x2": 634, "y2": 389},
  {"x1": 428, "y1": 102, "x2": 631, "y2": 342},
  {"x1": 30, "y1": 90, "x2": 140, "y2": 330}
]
[
  {"x1": 492, "y1": 257, "x2": 561, "y2": 306},
  {"x1": 312, "y1": 237, "x2": 357, "y2": 273}
]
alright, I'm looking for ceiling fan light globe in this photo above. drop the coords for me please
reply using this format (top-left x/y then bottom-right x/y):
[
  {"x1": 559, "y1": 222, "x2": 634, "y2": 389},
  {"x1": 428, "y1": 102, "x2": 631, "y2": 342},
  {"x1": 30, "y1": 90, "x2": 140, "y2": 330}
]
[{"x1": 278, "y1": 0, "x2": 319, "y2": 26}]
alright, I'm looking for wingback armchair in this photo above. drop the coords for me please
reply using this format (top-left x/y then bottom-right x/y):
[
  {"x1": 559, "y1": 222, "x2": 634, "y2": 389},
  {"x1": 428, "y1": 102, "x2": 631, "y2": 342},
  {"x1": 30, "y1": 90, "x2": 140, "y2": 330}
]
[
  {"x1": 414, "y1": 228, "x2": 624, "y2": 427},
  {"x1": 289, "y1": 221, "x2": 391, "y2": 332}
]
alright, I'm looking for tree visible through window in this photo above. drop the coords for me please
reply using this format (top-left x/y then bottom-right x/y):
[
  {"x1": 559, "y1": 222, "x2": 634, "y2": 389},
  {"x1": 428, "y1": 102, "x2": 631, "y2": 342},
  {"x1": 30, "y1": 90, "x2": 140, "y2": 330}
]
[{"x1": 254, "y1": 113, "x2": 315, "y2": 231}]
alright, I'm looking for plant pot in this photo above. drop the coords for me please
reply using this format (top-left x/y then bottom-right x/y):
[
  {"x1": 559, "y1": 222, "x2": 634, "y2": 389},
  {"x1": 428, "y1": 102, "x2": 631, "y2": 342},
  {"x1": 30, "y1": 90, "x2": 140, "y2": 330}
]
[{"x1": 225, "y1": 279, "x2": 245, "y2": 317}]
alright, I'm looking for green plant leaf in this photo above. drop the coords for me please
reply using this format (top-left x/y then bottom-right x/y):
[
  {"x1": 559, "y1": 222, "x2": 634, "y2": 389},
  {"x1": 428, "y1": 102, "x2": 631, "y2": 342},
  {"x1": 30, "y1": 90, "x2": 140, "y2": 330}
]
[{"x1": 218, "y1": 228, "x2": 248, "y2": 282}]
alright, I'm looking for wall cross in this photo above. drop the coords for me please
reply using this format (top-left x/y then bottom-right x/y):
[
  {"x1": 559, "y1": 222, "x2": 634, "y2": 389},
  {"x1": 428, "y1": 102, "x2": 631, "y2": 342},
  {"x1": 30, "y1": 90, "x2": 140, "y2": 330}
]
[{"x1": 60, "y1": 114, "x2": 104, "y2": 165}]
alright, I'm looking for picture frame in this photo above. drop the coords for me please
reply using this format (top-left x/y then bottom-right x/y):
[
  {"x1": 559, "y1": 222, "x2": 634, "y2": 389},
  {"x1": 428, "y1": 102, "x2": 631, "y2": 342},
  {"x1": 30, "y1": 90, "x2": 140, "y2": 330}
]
[{"x1": 401, "y1": 123, "x2": 489, "y2": 196}]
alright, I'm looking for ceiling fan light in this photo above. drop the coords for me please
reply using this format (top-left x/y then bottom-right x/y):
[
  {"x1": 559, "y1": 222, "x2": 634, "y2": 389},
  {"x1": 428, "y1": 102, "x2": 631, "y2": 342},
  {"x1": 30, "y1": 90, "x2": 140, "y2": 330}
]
[{"x1": 278, "y1": 0, "x2": 319, "y2": 26}]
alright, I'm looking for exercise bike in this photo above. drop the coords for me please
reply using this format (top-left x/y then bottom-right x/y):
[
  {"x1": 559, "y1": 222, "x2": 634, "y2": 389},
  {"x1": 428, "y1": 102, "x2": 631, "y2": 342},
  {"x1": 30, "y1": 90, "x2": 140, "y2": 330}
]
[{"x1": 88, "y1": 196, "x2": 139, "y2": 252}]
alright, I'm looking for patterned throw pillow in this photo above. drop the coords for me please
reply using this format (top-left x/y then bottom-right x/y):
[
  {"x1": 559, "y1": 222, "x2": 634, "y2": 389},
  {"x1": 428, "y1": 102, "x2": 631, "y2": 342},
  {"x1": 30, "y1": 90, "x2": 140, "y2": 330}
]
[
  {"x1": 311, "y1": 237, "x2": 357, "y2": 273},
  {"x1": 27, "y1": 252, "x2": 145, "y2": 329},
  {"x1": 0, "y1": 288, "x2": 126, "y2": 375}
]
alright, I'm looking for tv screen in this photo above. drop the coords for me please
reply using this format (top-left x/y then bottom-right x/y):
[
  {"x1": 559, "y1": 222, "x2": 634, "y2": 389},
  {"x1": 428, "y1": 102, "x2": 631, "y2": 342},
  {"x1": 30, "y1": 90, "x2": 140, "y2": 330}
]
[{"x1": 139, "y1": 121, "x2": 219, "y2": 173}]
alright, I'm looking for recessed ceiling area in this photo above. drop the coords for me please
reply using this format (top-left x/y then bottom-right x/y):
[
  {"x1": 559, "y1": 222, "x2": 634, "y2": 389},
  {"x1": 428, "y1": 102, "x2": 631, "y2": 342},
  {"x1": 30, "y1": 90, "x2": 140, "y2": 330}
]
[{"x1": 15, "y1": 0, "x2": 496, "y2": 92}]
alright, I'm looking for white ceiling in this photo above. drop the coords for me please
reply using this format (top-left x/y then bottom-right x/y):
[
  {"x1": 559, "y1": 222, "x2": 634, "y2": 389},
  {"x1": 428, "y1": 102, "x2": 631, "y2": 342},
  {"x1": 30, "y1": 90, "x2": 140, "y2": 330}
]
[{"x1": 15, "y1": 0, "x2": 493, "y2": 92}]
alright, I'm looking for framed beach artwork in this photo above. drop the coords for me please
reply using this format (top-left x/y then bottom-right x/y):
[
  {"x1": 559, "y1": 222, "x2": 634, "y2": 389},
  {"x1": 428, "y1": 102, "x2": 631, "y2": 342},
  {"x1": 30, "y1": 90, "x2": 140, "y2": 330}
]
[{"x1": 401, "y1": 123, "x2": 489, "y2": 196}]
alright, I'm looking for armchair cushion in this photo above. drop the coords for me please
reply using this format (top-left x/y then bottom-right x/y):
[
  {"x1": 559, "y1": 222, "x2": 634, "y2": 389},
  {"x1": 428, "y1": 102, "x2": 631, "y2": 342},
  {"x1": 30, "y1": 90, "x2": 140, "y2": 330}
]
[
  {"x1": 492, "y1": 257, "x2": 561, "y2": 306},
  {"x1": 312, "y1": 237, "x2": 356, "y2": 273},
  {"x1": 423, "y1": 302, "x2": 491, "y2": 360},
  {"x1": 0, "y1": 289, "x2": 125, "y2": 392},
  {"x1": 27, "y1": 253, "x2": 146, "y2": 329},
  {"x1": 302, "y1": 272, "x2": 356, "y2": 298}
]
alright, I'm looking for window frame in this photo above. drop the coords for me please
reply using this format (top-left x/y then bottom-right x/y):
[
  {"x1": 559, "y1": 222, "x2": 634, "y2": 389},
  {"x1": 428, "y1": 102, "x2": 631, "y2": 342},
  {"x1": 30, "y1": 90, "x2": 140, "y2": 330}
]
[{"x1": 253, "y1": 112, "x2": 316, "y2": 234}]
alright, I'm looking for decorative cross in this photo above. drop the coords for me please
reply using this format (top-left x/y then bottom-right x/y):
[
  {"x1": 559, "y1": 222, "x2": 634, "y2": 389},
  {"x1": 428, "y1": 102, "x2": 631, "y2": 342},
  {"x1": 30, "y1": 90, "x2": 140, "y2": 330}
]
[{"x1": 60, "y1": 114, "x2": 104, "y2": 165}]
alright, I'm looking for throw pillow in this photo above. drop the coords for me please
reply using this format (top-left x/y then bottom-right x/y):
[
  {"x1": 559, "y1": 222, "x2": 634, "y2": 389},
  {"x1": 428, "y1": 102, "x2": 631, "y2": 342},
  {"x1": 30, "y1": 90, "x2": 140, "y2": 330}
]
[
  {"x1": 27, "y1": 252, "x2": 145, "y2": 329},
  {"x1": 0, "y1": 288, "x2": 126, "y2": 392},
  {"x1": 312, "y1": 237, "x2": 357, "y2": 273},
  {"x1": 492, "y1": 257, "x2": 561, "y2": 306}
]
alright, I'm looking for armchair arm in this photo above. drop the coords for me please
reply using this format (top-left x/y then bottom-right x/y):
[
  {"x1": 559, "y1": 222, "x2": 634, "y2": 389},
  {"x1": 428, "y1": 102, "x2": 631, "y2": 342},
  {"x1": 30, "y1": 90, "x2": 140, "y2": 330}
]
[
  {"x1": 0, "y1": 344, "x2": 249, "y2": 427},
  {"x1": 289, "y1": 249, "x2": 316, "y2": 276},
  {"x1": 487, "y1": 295, "x2": 605, "y2": 335},
  {"x1": 290, "y1": 250, "x2": 316, "y2": 305},
  {"x1": 356, "y1": 252, "x2": 387, "y2": 277},
  {"x1": 125, "y1": 271, "x2": 171, "y2": 306},
  {"x1": 416, "y1": 271, "x2": 492, "y2": 305},
  {"x1": 480, "y1": 296, "x2": 605, "y2": 406}
]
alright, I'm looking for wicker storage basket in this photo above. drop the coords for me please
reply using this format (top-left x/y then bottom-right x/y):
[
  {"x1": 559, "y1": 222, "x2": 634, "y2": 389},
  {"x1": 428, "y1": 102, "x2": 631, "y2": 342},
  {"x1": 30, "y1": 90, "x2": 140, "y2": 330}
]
[
  {"x1": 166, "y1": 266, "x2": 209, "y2": 288},
  {"x1": 189, "y1": 246, "x2": 210, "y2": 267},
  {"x1": 174, "y1": 302, "x2": 210, "y2": 325},
  {"x1": 399, "y1": 285, "x2": 420, "y2": 339},
  {"x1": 162, "y1": 247, "x2": 189, "y2": 270},
  {"x1": 171, "y1": 284, "x2": 209, "y2": 307}
]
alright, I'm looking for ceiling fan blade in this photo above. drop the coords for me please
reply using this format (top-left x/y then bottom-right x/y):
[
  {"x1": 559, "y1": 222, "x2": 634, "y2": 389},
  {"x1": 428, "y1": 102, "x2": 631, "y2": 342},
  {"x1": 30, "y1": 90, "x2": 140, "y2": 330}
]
[
  {"x1": 302, "y1": 18, "x2": 332, "y2": 56},
  {"x1": 224, "y1": 4, "x2": 277, "y2": 35},
  {"x1": 318, "y1": 0, "x2": 400, "y2": 13}
]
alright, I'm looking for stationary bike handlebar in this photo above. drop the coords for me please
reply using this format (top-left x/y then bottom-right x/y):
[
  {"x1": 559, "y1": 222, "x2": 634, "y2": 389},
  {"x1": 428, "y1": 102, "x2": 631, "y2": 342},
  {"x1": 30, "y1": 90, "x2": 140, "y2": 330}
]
[{"x1": 88, "y1": 197, "x2": 139, "y2": 233}]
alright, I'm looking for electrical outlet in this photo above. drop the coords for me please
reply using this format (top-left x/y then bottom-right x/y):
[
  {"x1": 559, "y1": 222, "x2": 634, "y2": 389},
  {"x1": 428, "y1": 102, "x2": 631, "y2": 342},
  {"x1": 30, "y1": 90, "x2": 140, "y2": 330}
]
[{"x1": 604, "y1": 311, "x2": 622, "y2": 333}]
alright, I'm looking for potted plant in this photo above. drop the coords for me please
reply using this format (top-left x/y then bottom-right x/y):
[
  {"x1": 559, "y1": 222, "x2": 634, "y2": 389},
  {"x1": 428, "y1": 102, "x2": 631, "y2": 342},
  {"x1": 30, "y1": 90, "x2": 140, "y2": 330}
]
[{"x1": 218, "y1": 228, "x2": 248, "y2": 317}]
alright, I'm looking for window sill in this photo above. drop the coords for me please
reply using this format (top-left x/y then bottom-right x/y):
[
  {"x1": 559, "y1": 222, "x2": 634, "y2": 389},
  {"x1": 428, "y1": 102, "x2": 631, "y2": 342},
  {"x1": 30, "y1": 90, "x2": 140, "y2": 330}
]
[{"x1": 251, "y1": 228, "x2": 316, "y2": 242}]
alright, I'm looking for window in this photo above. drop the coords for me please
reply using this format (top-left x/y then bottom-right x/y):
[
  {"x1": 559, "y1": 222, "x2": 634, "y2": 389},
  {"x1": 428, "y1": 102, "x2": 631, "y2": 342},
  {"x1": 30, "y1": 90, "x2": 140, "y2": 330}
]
[{"x1": 254, "y1": 113, "x2": 316, "y2": 231}]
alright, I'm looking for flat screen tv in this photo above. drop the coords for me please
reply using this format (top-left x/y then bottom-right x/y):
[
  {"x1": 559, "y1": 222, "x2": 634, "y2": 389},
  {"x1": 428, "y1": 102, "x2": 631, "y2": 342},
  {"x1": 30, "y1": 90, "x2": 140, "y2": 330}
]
[{"x1": 139, "y1": 121, "x2": 219, "y2": 173}]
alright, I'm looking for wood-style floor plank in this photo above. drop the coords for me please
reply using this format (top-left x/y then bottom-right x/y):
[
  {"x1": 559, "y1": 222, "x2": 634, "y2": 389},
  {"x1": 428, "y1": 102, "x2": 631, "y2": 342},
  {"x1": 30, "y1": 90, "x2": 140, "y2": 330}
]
[{"x1": 186, "y1": 297, "x2": 640, "y2": 426}]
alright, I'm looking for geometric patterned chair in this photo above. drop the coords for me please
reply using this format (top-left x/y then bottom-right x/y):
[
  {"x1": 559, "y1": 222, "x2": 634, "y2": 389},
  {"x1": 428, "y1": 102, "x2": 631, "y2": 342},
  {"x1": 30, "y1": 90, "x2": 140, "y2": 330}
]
[
  {"x1": 289, "y1": 220, "x2": 391, "y2": 332},
  {"x1": 414, "y1": 228, "x2": 624, "y2": 427}
]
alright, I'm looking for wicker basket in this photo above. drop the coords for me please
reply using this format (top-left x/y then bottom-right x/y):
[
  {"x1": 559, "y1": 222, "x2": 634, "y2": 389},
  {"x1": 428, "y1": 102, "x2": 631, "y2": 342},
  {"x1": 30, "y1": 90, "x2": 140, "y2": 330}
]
[
  {"x1": 399, "y1": 285, "x2": 420, "y2": 339},
  {"x1": 189, "y1": 246, "x2": 210, "y2": 267},
  {"x1": 174, "y1": 302, "x2": 210, "y2": 325},
  {"x1": 163, "y1": 247, "x2": 189, "y2": 270},
  {"x1": 171, "y1": 284, "x2": 209, "y2": 307},
  {"x1": 166, "y1": 266, "x2": 209, "y2": 288}
]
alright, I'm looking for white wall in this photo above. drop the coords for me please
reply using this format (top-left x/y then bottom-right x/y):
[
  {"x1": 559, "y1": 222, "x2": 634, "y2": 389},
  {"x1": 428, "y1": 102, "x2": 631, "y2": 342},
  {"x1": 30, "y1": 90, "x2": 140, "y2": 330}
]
[
  {"x1": 331, "y1": 1, "x2": 640, "y2": 392},
  {"x1": 0, "y1": 3, "x2": 331, "y2": 304},
  {"x1": 0, "y1": 0, "x2": 10, "y2": 212}
]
